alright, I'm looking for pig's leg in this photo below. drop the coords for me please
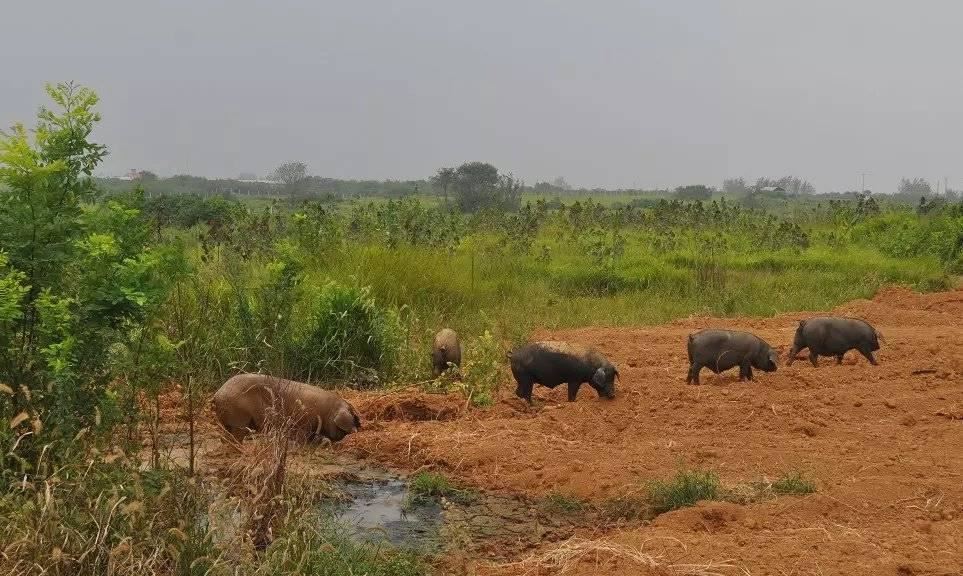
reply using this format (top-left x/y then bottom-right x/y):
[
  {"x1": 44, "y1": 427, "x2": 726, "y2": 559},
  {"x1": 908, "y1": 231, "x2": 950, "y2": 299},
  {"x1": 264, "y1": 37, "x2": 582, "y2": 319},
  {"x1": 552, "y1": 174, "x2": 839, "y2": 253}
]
[
  {"x1": 686, "y1": 363, "x2": 702, "y2": 385},
  {"x1": 567, "y1": 381, "x2": 581, "y2": 402}
]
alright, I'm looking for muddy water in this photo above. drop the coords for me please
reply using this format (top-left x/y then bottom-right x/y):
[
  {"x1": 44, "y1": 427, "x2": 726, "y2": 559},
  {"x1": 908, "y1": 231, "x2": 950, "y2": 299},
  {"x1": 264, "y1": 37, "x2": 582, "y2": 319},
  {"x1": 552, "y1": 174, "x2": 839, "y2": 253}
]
[
  {"x1": 325, "y1": 459, "x2": 588, "y2": 558},
  {"x1": 331, "y1": 477, "x2": 443, "y2": 551}
]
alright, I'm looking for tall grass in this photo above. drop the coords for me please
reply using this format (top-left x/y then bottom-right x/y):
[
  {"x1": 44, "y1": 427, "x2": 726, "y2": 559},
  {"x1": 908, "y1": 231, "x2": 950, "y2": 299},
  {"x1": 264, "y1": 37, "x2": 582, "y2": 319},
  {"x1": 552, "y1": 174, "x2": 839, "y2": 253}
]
[
  {"x1": 140, "y1": 196, "x2": 956, "y2": 392},
  {"x1": 0, "y1": 419, "x2": 429, "y2": 575}
]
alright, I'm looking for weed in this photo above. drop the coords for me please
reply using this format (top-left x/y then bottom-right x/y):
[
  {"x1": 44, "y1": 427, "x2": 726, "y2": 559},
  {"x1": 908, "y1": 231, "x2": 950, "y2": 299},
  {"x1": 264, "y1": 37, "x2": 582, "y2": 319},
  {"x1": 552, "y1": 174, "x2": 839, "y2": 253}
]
[
  {"x1": 770, "y1": 471, "x2": 818, "y2": 495},
  {"x1": 599, "y1": 493, "x2": 650, "y2": 522},
  {"x1": 543, "y1": 492, "x2": 586, "y2": 514},
  {"x1": 647, "y1": 469, "x2": 721, "y2": 514},
  {"x1": 406, "y1": 472, "x2": 475, "y2": 507}
]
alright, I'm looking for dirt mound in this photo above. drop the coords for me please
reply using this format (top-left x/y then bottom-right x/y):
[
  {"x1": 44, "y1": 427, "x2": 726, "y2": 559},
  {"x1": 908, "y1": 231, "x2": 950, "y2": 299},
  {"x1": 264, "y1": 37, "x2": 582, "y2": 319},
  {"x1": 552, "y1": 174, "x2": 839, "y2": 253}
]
[{"x1": 350, "y1": 388, "x2": 466, "y2": 423}]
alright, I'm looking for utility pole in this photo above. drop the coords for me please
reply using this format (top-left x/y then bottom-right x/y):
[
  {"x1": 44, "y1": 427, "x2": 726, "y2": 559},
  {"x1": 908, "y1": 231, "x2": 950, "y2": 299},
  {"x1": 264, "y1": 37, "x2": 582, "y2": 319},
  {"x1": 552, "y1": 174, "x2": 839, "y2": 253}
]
[{"x1": 858, "y1": 172, "x2": 870, "y2": 194}]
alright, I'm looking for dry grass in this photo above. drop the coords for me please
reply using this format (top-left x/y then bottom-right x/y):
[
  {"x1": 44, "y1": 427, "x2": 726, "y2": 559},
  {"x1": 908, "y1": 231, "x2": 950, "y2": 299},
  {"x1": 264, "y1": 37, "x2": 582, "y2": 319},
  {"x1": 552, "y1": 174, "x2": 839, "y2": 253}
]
[
  {"x1": 221, "y1": 393, "x2": 295, "y2": 551},
  {"x1": 496, "y1": 536, "x2": 735, "y2": 576}
]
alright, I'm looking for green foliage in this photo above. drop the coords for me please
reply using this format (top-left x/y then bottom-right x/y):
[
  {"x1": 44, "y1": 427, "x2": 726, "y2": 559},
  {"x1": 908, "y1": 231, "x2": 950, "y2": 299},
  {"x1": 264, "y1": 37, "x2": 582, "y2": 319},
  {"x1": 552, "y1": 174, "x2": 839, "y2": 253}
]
[
  {"x1": 647, "y1": 469, "x2": 721, "y2": 514},
  {"x1": 450, "y1": 162, "x2": 521, "y2": 213},
  {"x1": 260, "y1": 525, "x2": 427, "y2": 576},
  {"x1": 770, "y1": 471, "x2": 817, "y2": 495},
  {"x1": 408, "y1": 471, "x2": 458, "y2": 498},
  {"x1": 0, "y1": 83, "x2": 172, "y2": 472},
  {"x1": 542, "y1": 493, "x2": 586, "y2": 514},
  {"x1": 0, "y1": 452, "x2": 429, "y2": 576},
  {"x1": 674, "y1": 184, "x2": 713, "y2": 201},
  {"x1": 142, "y1": 193, "x2": 244, "y2": 231},
  {"x1": 406, "y1": 471, "x2": 473, "y2": 507},
  {"x1": 0, "y1": 455, "x2": 218, "y2": 576},
  {"x1": 456, "y1": 330, "x2": 503, "y2": 406},
  {"x1": 290, "y1": 282, "x2": 404, "y2": 381}
]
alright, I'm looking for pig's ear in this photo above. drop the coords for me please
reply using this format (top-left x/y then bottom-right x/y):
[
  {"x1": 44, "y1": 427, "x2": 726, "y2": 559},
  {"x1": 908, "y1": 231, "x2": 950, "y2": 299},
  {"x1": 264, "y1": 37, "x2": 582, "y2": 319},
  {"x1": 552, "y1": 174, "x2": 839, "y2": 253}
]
[
  {"x1": 334, "y1": 407, "x2": 358, "y2": 434},
  {"x1": 592, "y1": 367, "x2": 606, "y2": 387}
]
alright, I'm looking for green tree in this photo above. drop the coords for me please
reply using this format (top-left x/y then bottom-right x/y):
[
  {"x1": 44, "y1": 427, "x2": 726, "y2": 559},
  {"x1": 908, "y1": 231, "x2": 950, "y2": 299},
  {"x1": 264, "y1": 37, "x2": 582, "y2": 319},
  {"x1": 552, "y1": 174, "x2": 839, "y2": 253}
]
[
  {"x1": 271, "y1": 161, "x2": 308, "y2": 198},
  {"x1": 674, "y1": 184, "x2": 713, "y2": 201},
  {"x1": 430, "y1": 167, "x2": 456, "y2": 204},
  {"x1": 451, "y1": 161, "x2": 520, "y2": 212},
  {"x1": 0, "y1": 83, "x2": 171, "y2": 471}
]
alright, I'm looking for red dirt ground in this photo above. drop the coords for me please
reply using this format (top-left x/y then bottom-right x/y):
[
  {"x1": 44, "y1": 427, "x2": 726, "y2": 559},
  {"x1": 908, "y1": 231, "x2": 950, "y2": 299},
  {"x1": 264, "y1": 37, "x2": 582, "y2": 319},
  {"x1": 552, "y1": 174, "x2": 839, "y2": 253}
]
[
  {"x1": 163, "y1": 285, "x2": 963, "y2": 575},
  {"x1": 342, "y1": 285, "x2": 963, "y2": 575}
]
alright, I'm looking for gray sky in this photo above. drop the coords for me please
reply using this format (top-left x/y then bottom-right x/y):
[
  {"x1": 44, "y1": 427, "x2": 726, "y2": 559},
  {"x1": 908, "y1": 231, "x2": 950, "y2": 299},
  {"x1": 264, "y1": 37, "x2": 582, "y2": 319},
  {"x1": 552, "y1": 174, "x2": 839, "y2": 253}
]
[{"x1": 3, "y1": 1, "x2": 962, "y2": 192}]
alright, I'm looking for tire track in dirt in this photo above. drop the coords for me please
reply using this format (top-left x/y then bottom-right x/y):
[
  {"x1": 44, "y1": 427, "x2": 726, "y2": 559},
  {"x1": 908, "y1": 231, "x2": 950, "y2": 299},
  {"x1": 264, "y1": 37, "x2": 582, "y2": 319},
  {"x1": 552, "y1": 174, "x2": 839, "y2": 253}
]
[{"x1": 345, "y1": 286, "x2": 963, "y2": 575}]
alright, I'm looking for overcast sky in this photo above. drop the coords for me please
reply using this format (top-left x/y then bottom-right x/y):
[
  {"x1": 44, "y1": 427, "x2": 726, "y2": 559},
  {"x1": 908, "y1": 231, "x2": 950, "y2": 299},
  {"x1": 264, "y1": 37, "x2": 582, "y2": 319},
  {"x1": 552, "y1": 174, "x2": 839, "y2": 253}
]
[{"x1": 3, "y1": 1, "x2": 962, "y2": 192}]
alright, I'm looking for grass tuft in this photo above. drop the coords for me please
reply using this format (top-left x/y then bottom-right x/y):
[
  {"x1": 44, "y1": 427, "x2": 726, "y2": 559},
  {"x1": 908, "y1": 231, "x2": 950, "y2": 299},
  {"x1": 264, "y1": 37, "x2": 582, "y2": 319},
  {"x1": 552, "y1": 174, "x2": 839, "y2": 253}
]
[
  {"x1": 542, "y1": 492, "x2": 586, "y2": 515},
  {"x1": 647, "y1": 469, "x2": 720, "y2": 514},
  {"x1": 406, "y1": 471, "x2": 474, "y2": 507},
  {"x1": 770, "y1": 471, "x2": 817, "y2": 495}
]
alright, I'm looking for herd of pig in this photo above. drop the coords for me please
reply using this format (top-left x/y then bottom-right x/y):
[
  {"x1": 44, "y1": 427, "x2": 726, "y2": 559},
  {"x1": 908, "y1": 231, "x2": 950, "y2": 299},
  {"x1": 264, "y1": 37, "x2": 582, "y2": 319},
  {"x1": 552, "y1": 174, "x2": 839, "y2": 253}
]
[{"x1": 212, "y1": 316, "x2": 882, "y2": 444}]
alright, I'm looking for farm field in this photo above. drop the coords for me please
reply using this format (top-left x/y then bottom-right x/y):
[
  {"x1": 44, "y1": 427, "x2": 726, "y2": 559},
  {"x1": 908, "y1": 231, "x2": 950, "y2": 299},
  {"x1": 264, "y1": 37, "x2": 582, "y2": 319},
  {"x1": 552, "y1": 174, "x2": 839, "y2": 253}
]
[
  {"x1": 3, "y1": 83, "x2": 963, "y2": 576},
  {"x1": 155, "y1": 284, "x2": 963, "y2": 575}
]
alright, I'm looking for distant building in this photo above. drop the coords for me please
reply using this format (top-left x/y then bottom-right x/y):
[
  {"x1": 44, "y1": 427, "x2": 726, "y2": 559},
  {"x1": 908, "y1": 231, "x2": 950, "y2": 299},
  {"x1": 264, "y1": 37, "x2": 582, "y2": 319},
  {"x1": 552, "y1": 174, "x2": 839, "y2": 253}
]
[
  {"x1": 759, "y1": 186, "x2": 786, "y2": 193},
  {"x1": 118, "y1": 169, "x2": 148, "y2": 181}
]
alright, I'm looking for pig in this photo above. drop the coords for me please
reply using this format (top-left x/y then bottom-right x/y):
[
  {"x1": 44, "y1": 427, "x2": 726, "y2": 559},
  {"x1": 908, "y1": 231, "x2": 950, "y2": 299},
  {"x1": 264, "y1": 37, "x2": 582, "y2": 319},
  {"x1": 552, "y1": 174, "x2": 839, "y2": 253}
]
[
  {"x1": 431, "y1": 328, "x2": 462, "y2": 377},
  {"x1": 508, "y1": 341, "x2": 618, "y2": 404},
  {"x1": 686, "y1": 329, "x2": 778, "y2": 385},
  {"x1": 213, "y1": 374, "x2": 361, "y2": 443},
  {"x1": 787, "y1": 316, "x2": 881, "y2": 367}
]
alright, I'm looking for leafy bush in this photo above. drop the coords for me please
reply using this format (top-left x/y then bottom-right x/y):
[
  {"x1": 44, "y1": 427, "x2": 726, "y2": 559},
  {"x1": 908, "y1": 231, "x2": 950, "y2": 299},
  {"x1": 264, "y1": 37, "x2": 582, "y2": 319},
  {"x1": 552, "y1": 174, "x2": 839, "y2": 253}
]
[
  {"x1": 0, "y1": 83, "x2": 173, "y2": 471},
  {"x1": 290, "y1": 282, "x2": 404, "y2": 381}
]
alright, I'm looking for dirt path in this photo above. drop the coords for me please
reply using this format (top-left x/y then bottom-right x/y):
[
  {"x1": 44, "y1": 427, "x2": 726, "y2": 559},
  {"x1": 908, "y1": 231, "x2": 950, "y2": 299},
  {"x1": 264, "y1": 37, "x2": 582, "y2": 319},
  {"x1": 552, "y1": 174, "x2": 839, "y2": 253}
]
[{"x1": 341, "y1": 286, "x2": 963, "y2": 575}]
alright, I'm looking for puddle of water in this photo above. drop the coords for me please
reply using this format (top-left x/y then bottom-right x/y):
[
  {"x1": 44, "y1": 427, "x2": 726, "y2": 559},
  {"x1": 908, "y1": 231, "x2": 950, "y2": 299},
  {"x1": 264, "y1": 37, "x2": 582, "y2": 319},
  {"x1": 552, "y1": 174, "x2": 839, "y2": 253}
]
[{"x1": 330, "y1": 478, "x2": 443, "y2": 552}]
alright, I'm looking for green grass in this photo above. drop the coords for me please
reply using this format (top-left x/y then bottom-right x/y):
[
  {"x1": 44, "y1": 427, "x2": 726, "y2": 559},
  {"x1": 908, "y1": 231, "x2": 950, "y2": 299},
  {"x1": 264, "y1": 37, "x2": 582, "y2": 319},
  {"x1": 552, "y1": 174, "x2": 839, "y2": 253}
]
[
  {"x1": 542, "y1": 492, "x2": 586, "y2": 514},
  {"x1": 769, "y1": 471, "x2": 818, "y2": 495},
  {"x1": 647, "y1": 469, "x2": 721, "y2": 514},
  {"x1": 136, "y1": 195, "x2": 956, "y2": 391},
  {"x1": 406, "y1": 471, "x2": 475, "y2": 507},
  {"x1": 408, "y1": 471, "x2": 459, "y2": 498}
]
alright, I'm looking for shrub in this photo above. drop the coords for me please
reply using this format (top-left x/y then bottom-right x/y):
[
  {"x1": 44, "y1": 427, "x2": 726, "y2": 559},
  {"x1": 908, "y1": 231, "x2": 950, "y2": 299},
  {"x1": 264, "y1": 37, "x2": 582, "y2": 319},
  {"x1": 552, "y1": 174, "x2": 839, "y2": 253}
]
[
  {"x1": 458, "y1": 330, "x2": 503, "y2": 406},
  {"x1": 291, "y1": 282, "x2": 404, "y2": 381}
]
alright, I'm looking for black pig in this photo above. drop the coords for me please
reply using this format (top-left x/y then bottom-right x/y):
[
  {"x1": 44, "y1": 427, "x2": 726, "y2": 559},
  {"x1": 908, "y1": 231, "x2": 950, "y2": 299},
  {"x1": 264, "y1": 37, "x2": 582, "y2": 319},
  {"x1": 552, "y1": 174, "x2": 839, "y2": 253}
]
[
  {"x1": 686, "y1": 329, "x2": 778, "y2": 385},
  {"x1": 787, "y1": 316, "x2": 881, "y2": 367},
  {"x1": 508, "y1": 341, "x2": 618, "y2": 404}
]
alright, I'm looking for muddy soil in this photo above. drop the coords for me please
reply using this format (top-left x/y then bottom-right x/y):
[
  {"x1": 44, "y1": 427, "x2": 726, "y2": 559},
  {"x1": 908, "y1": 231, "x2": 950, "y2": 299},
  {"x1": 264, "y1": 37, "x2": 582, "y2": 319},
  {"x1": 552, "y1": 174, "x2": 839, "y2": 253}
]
[{"x1": 158, "y1": 286, "x2": 963, "y2": 575}]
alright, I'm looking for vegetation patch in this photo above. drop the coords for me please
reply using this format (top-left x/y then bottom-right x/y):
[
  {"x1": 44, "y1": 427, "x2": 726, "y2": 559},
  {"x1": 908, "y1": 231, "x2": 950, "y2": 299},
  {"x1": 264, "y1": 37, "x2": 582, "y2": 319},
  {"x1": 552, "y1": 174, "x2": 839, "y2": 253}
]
[
  {"x1": 406, "y1": 471, "x2": 475, "y2": 507},
  {"x1": 769, "y1": 471, "x2": 818, "y2": 496},
  {"x1": 647, "y1": 469, "x2": 721, "y2": 515},
  {"x1": 542, "y1": 492, "x2": 587, "y2": 515}
]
